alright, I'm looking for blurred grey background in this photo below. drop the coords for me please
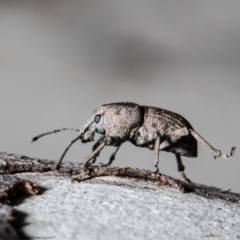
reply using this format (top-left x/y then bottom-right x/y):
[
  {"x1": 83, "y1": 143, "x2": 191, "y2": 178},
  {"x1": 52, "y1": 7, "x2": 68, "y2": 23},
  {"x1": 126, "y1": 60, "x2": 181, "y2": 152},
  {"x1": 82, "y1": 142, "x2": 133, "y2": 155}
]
[{"x1": 0, "y1": 1, "x2": 239, "y2": 192}]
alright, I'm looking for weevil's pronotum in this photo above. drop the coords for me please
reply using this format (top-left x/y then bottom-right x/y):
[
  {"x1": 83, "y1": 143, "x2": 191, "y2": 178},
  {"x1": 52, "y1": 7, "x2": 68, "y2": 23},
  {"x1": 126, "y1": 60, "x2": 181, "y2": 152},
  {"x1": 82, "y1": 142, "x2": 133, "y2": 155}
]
[{"x1": 32, "y1": 102, "x2": 236, "y2": 182}]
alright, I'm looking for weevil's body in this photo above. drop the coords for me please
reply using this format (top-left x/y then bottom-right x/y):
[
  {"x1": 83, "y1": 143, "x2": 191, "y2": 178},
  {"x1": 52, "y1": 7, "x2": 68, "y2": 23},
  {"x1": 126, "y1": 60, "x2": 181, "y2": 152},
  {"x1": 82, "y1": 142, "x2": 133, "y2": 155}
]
[
  {"x1": 130, "y1": 106, "x2": 197, "y2": 157},
  {"x1": 32, "y1": 102, "x2": 236, "y2": 182}
]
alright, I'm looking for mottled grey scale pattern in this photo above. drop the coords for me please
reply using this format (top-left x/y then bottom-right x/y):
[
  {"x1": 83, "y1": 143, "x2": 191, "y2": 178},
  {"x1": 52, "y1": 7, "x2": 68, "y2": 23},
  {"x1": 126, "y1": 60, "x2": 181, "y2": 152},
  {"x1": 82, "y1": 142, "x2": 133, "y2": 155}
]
[
  {"x1": 169, "y1": 135, "x2": 197, "y2": 157},
  {"x1": 32, "y1": 101, "x2": 235, "y2": 181},
  {"x1": 101, "y1": 102, "x2": 143, "y2": 141},
  {"x1": 132, "y1": 106, "x2": 197, "y2": 157},
  {"x1": 144, "y1": 106, "x2": 193, "y2": 133}
]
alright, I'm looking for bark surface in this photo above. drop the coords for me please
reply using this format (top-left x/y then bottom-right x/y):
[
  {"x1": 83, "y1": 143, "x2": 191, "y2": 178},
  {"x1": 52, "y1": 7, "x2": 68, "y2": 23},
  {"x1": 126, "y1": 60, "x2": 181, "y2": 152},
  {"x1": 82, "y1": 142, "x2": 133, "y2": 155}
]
[{"x1": 0, "y1": 152, "x2": 239, "y2": 240}]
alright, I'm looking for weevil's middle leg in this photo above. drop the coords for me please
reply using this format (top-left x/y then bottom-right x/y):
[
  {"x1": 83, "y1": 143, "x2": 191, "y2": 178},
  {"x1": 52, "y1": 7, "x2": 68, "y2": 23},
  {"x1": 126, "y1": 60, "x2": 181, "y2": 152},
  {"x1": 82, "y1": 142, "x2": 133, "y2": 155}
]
[
  {"x1": 153, "y1": 134, "x2": 160, "y2": 174},
  {"x1": 159, "y1": 134, "x2": 192, "y2": 182},
  {"x1": 175, "y1": 154, "x2": 191, "y2": 183},
  {"x1": 99, "y1": 146, "x2": 121, "y2": 167}
]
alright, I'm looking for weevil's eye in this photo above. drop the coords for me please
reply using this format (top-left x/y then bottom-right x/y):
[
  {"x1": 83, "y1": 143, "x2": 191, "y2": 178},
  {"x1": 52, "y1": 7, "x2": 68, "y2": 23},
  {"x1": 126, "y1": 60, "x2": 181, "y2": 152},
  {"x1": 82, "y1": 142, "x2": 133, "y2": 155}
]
[{"x1": 94, "y1": 114, "x2": 101, "y2": 123}]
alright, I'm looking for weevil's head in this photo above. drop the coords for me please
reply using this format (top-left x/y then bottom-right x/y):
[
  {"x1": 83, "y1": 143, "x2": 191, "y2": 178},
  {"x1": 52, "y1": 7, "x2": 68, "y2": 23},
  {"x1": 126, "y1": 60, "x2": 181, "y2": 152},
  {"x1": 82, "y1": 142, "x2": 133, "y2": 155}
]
[
  {"x1": 79, "y1": 106, "x2": 105, "y2": 143},
  {"x1": 79, "y1": 102, "x2": 143, "y2": 143}
]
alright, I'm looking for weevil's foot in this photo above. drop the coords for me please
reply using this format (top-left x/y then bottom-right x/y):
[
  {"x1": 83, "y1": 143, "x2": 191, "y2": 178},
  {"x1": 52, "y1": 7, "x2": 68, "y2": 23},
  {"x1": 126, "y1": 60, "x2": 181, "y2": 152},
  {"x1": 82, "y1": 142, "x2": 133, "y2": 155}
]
[
  {"x1": 55, "y1": 164, "x2": 61, "y2": 171},
  {"x1": 181, "y1": 172, "x2": 191, "y2": 183},
  {"x1": 152, "y1": 167, "x2": 160, "y2": 176},
  {"x1": 220, "y1": 188, "x2": 231, "y2": 193},
  {"x1": 98, "y1": 162, "x2": 109, "y2": 167},
  {"x1": 220, "y1": 146, "x2": 236, "y2": 159},
  {"x1": 71, "y1": 173, "x2": 90, "y2": 183},
  {"x1": 89, "y1": 157, "x2": 97, "y2": 166},
  {"x1": 231, "y1": 146, "x2": 236, "y2": 155},
  {"x1": 213, "y1": 150, "x2": 222, "y2": 159},
  {"x1": 81, "y1": 162, "x2": 91, "y2": 171},
  {"x1": 71, "y1": 177, "x2": 81, "y2": 183}
]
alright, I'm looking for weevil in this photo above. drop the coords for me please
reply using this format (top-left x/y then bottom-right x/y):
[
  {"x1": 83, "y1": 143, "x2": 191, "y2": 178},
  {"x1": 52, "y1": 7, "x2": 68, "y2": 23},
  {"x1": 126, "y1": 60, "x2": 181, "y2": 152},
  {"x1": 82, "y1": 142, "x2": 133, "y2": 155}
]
[{"x1": 32, "y1": 102, "x2": 236, "y2": 182}]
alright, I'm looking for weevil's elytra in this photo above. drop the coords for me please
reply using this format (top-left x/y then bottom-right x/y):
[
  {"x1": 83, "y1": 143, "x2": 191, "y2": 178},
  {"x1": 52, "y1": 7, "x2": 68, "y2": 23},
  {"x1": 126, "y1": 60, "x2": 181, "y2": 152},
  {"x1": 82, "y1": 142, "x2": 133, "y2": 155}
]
[{"x1": 32, "y1": 102, "x2": 236, "y2": 182}]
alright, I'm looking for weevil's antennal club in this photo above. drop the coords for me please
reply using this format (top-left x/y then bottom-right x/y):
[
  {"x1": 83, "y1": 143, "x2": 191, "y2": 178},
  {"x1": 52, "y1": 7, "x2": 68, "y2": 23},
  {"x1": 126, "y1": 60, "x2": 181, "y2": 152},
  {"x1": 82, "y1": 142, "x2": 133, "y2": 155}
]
[
  {"x1": 31, "y1": 128, "x2": 80, "y2": 142},
  {"x1": 56, "y1": 135, "x2": 81, "y2": 170}
]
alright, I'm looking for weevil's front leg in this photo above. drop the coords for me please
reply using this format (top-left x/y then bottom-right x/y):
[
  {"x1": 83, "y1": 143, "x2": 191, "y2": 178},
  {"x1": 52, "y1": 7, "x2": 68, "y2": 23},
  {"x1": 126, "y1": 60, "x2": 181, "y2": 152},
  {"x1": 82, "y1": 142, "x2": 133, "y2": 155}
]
[
  {"x1": 99, "y1": 146, "x2": 121, "y2": 167},
  {"x1": 82, "y1": 141, "x2": 107, "y2": 170},
  {"x1": 72, "y1": 136, "x2": 120, "y2": 183},
  {"x1": 82, "y1": 136, "x2": 120, "y2": 170},
  {"x1": 56, "y1": 135, "x2": 81, "y2": 170},
  {"x1": 153, "y1": 134, "x2": 160, "y2": 174},
  {"x1": 90, "y1": 136, "x2": 121, "y2": 167},
  {"x1": 175, "y1": 154, "x2": 191, "y2": 183},
  {"x1": 108, "y1": 146, "x2": 120, "y2": 166},
  {"x1": 89, "y1": 135, "x2": 105, "y2": 165}
]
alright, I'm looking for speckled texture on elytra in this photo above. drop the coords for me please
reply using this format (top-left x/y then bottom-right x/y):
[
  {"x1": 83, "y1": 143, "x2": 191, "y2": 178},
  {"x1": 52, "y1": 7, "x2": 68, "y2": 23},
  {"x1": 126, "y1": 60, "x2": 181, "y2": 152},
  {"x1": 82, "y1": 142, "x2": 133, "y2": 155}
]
[{"x1": 14, "y1": 173, "x2": 240, "y2": 240}]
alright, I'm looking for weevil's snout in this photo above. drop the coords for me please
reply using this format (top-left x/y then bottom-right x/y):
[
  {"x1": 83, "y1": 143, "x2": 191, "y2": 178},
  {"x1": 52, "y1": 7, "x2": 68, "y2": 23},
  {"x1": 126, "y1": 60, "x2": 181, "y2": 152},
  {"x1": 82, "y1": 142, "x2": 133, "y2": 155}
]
[
  {"x1": 81, "y1": 138, "x2": 93, "y2": 143},
  {"x1": 80, "y1": 114, "x2": 105, "y2": 143},
  {"x1": 80, "y1": 124, "x2": 95, "y2": 143}
]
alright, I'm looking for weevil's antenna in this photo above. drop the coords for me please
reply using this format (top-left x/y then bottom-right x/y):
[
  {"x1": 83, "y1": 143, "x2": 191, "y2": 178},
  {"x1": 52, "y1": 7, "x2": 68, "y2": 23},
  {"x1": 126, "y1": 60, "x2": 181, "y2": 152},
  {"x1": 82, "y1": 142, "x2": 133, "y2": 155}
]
[
  {"x1": 56, "y1": 135, "x2": 81, "y2": 170},
  {"x1": 31, "y1": 128, "x2": 80, "y2": 142}
]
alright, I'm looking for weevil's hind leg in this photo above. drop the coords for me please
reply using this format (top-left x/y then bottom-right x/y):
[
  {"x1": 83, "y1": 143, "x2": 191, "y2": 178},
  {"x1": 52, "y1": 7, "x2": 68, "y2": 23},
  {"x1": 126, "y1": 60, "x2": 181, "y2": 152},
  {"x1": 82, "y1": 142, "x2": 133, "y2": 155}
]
[
  {"x1": 159, "y1": 139, "x2": 170, "y2": 150},
  {"x1": 89, "y1": 136, "x2": 105, "y2": 165},
  {"x1": 189, "y1": 129, "x2": 236, "y2": 159},
  {"x1": 153, "y1": 134, "x2": 160, "y2": 174},
  {"x1": 159, "y1": 127, "x2": 189, "y2": 150},
  {"x1": 32, "y1": 128, "x2": 80, "y2": 142},
  {"x1": 175, "y1": 154, "x2": 191, "y2": 183},
  {"x1": 175, "y1": 154, "x2": 185, "y2": 172},
  {"x1": 99, "y1": 146, "x2": 121, "y2": 167}
]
